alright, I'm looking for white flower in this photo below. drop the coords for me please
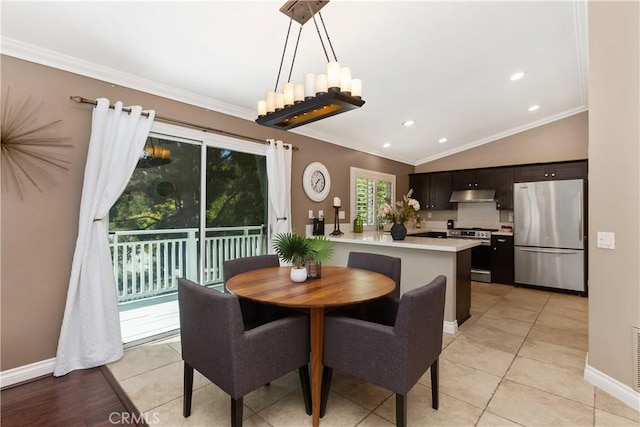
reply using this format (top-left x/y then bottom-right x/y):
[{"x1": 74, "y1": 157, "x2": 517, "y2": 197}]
[{"x1": 408, "y1": 199, "x2": 420, "y2": 211}]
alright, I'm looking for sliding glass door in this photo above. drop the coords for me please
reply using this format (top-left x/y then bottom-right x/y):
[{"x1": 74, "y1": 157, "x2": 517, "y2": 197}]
[{"x1": 109, "y1": 124, "x2": 267, "y2": 344}]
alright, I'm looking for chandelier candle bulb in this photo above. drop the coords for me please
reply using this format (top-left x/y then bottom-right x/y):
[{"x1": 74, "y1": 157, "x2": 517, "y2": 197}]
[
  {"x1": 304, "y1": 73, "x2": 316, "y2": 99},
  {"x1": 333, "y1": 197, "x2": 341, "y2": 207},
  {"x1": 294, "y1": 84, "x2": 305, "y2": 103},
  {"x1": 275, "y1": 92, "x2": 284, "y2": 110},
  {"x1": 327, "y1": 61, "x2": 341, "y2": 91},
  {"x1": 315, "y1": 74, "x2": 328, "y2": 95},
  {"x1": 257, "y1": 100, "x2": 267, "y2": 117},
  {"x1": 283, "y1": 83, "x2": 295, "y2": 107},
  {"x1": 266, "y1": 91, "x2": 276, "y2": 113},
  {"x1": 351, "y1": 79, "x2": 362, "y2": 98},
  {"x1": 340, "y1": 67, "x2": 352, "y2": 94}
]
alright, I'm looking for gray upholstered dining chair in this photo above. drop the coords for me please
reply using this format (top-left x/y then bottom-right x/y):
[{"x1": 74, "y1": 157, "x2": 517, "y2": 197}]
[
  {"x1": 320, "y1": 275, "x2": 446, "y2": 427},
  {"x1": 223, "y1": 254, "x2": 281, "y2": 329},
  {"x1": 342, "y1": 251, "x2": 401, "y2": 323},
  {"x1": 178, "y1": 278, "x2": 311, "y2": 426}
]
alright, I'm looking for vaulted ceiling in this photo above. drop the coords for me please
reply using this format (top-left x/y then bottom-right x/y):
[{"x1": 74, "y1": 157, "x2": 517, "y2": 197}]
[{"x1": 1, "y1": 1, "x2": 588, "y2": 165}]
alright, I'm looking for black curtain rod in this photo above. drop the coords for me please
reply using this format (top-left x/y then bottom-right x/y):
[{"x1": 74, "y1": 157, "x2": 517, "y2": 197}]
[{"x1": 69, "y1": 96, "x2": 298, "y2": 151}]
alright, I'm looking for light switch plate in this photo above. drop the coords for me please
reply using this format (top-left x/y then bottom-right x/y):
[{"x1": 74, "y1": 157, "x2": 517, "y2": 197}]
[
  {"x1": 318, "y1": 210, "x2": 324, "y2": 218},
  {"x1": 308, "y1": 210, "x2": 314, "y2": 219},
  {"x1": 338, "y1": 210, "x2": 345, "y2": 219},
  {"x1": 597, "y1": 231, "x2": 615, "y2": 249}
]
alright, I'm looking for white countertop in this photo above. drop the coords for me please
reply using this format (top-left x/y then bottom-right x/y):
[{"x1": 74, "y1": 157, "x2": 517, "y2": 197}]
[{"x1": 325, "y1": 231, "x2": 480, "y2": 252}]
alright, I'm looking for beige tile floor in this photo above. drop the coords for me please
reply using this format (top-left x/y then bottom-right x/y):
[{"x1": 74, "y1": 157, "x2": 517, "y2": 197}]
[{"x1": 108, "y1": 282, "x2": 640, "y2": 426}]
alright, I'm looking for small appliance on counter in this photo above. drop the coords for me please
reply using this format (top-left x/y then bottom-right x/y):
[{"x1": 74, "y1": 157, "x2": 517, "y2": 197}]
[{"x1": 312, "y1": 217, "x2": 325, "y2": 235}]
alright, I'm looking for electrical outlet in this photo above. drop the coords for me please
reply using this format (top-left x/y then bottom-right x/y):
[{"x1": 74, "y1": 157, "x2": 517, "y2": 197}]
[
  {"x1": 308, "y1": 210, "x2": 314, "y2": 219},
  {"x1": 597, "y1": 231, "x2": 615, "y2": 249},
  {"x1": 508, "y1": 212, "x2": 514, "y2": 223},
  {"x1": 338, "y1": 210, "x2": 345, "y2": 219},
  {"x1": 318, "y1": 210, "x2": 324, "y2": 218},
  {"x1": 427, "y1": 212, "x2": 432, "y2": 219}
]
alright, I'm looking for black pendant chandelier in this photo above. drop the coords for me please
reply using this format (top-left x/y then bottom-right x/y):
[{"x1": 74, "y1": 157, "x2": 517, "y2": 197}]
[{"x1": 255, "y1": 0, "x2": 365, "y2": 130}]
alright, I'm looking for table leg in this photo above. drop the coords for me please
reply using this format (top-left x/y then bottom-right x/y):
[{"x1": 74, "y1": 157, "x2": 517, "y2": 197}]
[{"x1": 310, "y1": 307, "x2": 324, "y2": 427}]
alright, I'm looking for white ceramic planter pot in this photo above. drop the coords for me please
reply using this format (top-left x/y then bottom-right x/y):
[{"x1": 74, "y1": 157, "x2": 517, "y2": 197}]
[{"x1": 290, "y1": 267, "x2": 308, "y2": 283}]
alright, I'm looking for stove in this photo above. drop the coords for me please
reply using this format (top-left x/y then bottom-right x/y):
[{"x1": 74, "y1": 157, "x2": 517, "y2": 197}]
[
  {"x1": 446, "y1": 227, "x2": 496, "y2": 283},
  {"x1": 446, "y1": 228, "x2": 497, "y2": 241}
]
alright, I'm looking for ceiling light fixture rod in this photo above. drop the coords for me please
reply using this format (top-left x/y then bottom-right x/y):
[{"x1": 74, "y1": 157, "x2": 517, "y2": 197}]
[
  {"x1": 317, "y1": 11, "x2": 338, "y2": 62},
  {"x1": 274, "y1": 18, "x2": 294, "y2": 92},
  {"x1": 286, "y1": 26, "x2": 303, "y2": 84},
  {"x1": 311, "y1": 12, "x2": 331, "y2": 63}
]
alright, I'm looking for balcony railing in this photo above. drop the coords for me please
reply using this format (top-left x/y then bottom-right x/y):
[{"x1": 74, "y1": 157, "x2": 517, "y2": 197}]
[{"x1": 109, "y1": 225, "x2": 266, "y2": 303}]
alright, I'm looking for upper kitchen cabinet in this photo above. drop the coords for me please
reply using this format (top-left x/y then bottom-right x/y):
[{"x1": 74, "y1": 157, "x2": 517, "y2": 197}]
[
  {"x1": 513, "y1": 160, "x2": 588, "y2": 182},
  {"x1": 494, "y1": 167, "x2": 514, "y2": 210},
  {"x1": 409, "y1": 172, "x2": 453, "y2": 210},
  {"x1": 453, "y1": 169, "x2": 495, "y2": 190}
]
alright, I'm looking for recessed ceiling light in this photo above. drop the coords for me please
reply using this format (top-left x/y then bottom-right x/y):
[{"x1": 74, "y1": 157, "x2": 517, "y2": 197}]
[
  {"x1": 383, "y1": 142, "x2": 391, "y2": 148},
  {"x1": 528, "y1": 105, "x2": 540, "y2": 112},
  {"x1": 510, "y1": 71, "x2": 526, "y2": 81},
  {"x1": 402, "y1": 120, "x2": 415, "y2": 127},
  {"x1": 438, "y1": 138, "x2": 447, "y2": 144}
]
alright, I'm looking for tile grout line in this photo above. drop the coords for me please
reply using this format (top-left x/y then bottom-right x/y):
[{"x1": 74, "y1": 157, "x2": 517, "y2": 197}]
[{"x1": 473, "y1": 286, "x2": 551, "y2": 427}]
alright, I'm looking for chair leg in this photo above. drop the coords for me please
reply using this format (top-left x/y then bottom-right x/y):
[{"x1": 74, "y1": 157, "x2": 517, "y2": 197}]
[
  {"x1": 183, "y1": 362, "x2": 194, "y2": 417},
  {"x1": 430, "y1": 357, "x2": 439, "y2": 410},
  {"x1": 396, "y1": 393, "x2": 407, "y2": 427},
  {"x1": 231, "y1": 396, "x2": 243, "y2": 427},
  {"x1": 298, "y1": 364, "x2": 312, "y2": 416},
  {"x1": 319, "y1": 366, "x2": 333, "y2": 418}
]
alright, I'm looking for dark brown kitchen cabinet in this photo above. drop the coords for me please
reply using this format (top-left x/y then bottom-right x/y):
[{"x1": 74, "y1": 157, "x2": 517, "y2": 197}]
[
  {"x1": 513, "y1": 160, "x2": 587, "y2": 182},
  {"x1": 494, "y1": 167, "x2": 514, "y2": 210},
  {"x1": 409, "y1": 172, "x2": 453, "y2": 210},
  {"x1": 453, "y1": 169, "x2": 495, "y2": 190},
  {"x1": 491, "y1": 234, "x2": 514, "y2": 285}
]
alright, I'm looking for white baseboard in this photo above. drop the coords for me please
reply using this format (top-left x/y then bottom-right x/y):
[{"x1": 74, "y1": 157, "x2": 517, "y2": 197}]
[
  {"x1": 443, "y1": 320, "x2": 458, "y2": 335},
  {"x1": 1, "y1": 357, "x2": 56, "y2": 388},
  {"x1": 584, "y1": 362, "x2": 640, "y2": 412}
]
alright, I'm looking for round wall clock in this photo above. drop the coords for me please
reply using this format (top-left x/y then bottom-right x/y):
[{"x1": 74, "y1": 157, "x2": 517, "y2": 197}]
[{"x1": 302, "y1": 162, "x2": 331, "y2": 202}]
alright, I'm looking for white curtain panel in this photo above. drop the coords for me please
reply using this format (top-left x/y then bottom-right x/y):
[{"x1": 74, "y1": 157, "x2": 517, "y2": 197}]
[
  {"x1": 266, "y1": 139, "x2": 292, "y2": 238},
  {"x1": 54, "y1": 99, "x2": 155, "y2": 376}
]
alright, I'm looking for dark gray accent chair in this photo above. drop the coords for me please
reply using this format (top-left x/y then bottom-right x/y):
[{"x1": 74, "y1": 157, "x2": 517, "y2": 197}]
[
  {"x1": 178, "y1": 278, "x2": 311, "y2": 426},
  {"x1": 321, "y1": 275, "x2": 447, "y2": 427},
  {"x1": 223, "y1": 254, "x2": 282, "y2": 329}
]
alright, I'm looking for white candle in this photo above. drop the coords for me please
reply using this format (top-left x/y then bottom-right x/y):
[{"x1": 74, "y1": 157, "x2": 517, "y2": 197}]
[
  {"x1": 304, "y1": 73, "x2": 316, "y2": 99},
  {"x1": 327, "y1": 61, "x2": 341, "y2": 90},
  {"x1": 266, "y1": 91, "x2": 276, "y2": 113},
  {"x1": 340, "y1": 67, "x2": 352, "y2": 93},
  {"x1": 351, "y1": 79, "x2": 362, "y2": 98},
  {"x1": 294, "y1": 84, "x2": 304, "y2": 102},
  {"x1": 283, "y1": 83, "x2": 295, "y2": 106},
  {"x1": 333, "y1": 197, "x2": 341, "y2": 207},
  {"x1": 315, "y1": 74, "x2": 328, "y2": 95},
  {"x1": 257, "y1": 100, "x2": 267, "y2": 116},
  {"x1": 275, "y1": 92, "x2": 284, "y2": 110}
]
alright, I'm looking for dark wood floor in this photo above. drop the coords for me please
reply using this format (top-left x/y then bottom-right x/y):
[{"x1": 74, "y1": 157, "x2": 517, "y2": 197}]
[{"x1": 1, "y1": 366, "x2": 146, "y2": 427}]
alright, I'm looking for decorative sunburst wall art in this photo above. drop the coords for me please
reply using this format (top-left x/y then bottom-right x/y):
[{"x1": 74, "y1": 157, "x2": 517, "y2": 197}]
[{"x1": 1, "y1": 86, "x2": 72, "y2": 199}]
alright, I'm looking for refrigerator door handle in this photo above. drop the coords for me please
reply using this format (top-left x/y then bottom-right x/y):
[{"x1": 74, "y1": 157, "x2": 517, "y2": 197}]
[
  {"x1": 518, "y1": 248, "x2": 580, "y2": 255},
  {"x1": 578, "y1": 190, "x2": 583, "y2": 242}
]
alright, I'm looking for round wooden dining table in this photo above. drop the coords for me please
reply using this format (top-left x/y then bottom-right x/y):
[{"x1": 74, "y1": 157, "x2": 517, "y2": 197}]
[{"x1": 226, "y1": 265, "x2": 395, "y2": 427}]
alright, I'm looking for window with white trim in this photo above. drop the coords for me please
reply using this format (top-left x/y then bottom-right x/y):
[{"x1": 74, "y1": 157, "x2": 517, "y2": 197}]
[{"x1": 350, "y1": 167, "x2": 395, "y2": 231}]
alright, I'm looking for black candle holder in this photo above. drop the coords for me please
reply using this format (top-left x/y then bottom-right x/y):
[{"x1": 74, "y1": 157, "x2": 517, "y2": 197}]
[{"x1": 330, "y1": 205, "x2": 343, "y2": 236}]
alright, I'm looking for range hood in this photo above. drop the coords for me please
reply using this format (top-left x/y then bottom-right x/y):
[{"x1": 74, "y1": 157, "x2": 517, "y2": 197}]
[{"x1": 449, "y1": 189, "x2": 496, "y2": 203}]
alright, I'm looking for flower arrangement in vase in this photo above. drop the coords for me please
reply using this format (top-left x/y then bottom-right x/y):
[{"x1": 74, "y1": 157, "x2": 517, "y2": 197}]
[{"x1": 377, "y1": 189, "x2": 421, "y2": 240}]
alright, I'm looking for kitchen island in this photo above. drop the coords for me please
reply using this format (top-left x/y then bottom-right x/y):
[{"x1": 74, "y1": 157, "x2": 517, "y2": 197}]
[{"x1": 324, "y1": 230, "x2": 480, "y2": 334}]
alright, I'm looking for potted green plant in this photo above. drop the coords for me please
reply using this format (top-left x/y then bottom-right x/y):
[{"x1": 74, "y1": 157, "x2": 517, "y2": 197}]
[
  {"x1": 306, "y1": 235, "x2": 334, "y2": 279},
  {"x1": 272, "y1": 232, "x2": 313, "y2": 282},
  {"x1": 272, "y1": 233, "x2": 334, "y2": 282}
]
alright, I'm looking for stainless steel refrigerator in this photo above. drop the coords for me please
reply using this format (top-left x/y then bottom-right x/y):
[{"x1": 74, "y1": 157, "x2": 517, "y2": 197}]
[{"x1": 514, "y1": 179, "x2": 586, "y2": 293}]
